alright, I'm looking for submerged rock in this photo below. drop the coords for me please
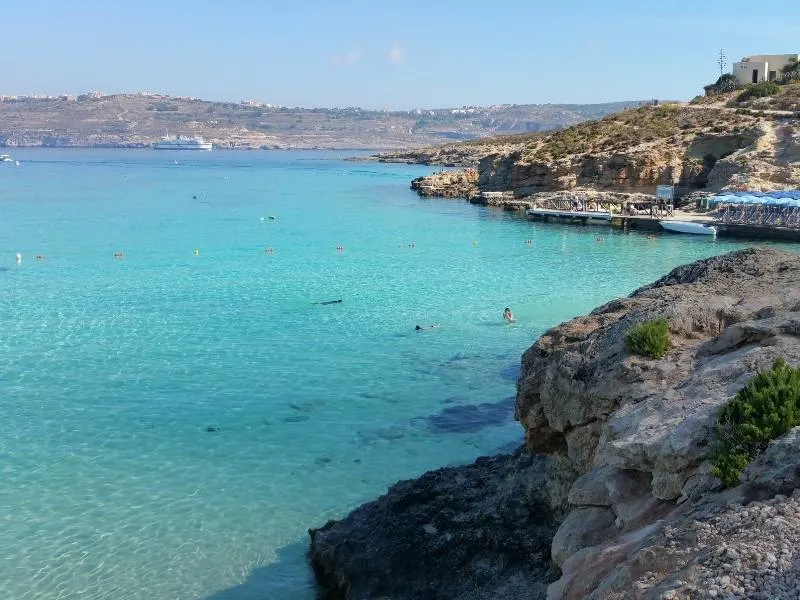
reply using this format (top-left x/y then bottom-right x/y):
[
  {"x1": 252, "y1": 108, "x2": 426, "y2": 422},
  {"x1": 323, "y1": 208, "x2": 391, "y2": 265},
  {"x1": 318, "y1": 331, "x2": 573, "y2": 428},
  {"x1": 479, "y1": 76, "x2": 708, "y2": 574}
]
[{"x1": 426, "y1": 397, "x2": 515, "y2": 433}]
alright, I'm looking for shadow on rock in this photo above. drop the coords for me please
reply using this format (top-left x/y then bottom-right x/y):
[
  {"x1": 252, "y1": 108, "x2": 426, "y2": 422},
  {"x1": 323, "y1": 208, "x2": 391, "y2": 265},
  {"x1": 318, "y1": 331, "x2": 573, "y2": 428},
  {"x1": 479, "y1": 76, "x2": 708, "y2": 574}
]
[
  {"x1": 199, "y1": 540, "x2": 315, "y2": 600},
  {"x1": 309, "y1": 447, "x2": 576, "y2": 600}
]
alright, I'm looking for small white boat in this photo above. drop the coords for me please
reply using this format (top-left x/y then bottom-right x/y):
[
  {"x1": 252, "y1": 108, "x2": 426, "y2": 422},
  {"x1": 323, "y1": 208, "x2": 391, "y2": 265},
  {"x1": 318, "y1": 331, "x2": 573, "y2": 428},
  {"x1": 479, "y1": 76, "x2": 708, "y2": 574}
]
[
  {"x1": 660, "y1": 220, "x2": 717, "y2": 236},
  {"x1": 0, "y1": 154, "x2": 12, "y2": 162}
]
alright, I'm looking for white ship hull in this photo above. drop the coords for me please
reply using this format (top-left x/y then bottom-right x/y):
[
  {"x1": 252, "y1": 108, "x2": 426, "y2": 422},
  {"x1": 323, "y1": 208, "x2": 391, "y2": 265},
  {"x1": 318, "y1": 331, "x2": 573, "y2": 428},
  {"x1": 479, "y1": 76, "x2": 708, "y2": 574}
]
[{"x1": 152, "y1": 137, "x2": 212, "y2": 150}]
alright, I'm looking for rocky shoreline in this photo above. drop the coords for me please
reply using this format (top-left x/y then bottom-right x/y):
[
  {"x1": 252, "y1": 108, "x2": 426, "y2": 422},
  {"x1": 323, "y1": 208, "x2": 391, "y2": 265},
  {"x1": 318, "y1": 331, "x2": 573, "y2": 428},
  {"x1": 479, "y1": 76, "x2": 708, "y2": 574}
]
[
  {"x1": 390, "y1": 104, "x2": 800, "y2": 201},
  {"x1": 309, "y1": 248, "x2": 800, "y2": 599}
]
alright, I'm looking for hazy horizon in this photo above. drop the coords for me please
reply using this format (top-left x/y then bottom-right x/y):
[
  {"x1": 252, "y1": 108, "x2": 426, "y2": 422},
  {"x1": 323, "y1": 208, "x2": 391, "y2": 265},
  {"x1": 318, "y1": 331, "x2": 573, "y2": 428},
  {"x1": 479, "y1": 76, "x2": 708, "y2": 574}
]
[
  {"x1": 4, "y1": 0, "x2": 798, "y2": 110},
  {"x1": 0, "y1": 90, "x2": 653, "y2": 111}
]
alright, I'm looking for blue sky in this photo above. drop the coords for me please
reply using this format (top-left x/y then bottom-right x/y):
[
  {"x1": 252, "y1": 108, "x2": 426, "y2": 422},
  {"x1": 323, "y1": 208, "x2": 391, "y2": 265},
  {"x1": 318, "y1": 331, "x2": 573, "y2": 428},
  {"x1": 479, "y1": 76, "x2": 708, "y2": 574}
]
[{"x1": 3, "y1": 0, "x2": 798, "y2": 109}]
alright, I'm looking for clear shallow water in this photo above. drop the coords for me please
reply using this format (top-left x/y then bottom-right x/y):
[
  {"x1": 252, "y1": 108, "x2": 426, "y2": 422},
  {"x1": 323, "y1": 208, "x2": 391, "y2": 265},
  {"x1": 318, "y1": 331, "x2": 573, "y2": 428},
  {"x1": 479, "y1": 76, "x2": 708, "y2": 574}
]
[{"x1": 0, "y1": 149, "x2": 783, "y2": 600}]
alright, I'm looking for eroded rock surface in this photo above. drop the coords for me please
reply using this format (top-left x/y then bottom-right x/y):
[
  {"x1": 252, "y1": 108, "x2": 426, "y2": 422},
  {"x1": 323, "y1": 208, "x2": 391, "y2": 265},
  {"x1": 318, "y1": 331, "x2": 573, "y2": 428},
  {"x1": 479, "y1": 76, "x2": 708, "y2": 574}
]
[
  {"x1": 309, "y1": 448, "x2": 576, "y2": 600},
  {"x1": 517, "y1": 248, "x2": 800, "y2": 570},
  {"x1": 410, "y1": 168, "x2": 478, "y2": 198}
]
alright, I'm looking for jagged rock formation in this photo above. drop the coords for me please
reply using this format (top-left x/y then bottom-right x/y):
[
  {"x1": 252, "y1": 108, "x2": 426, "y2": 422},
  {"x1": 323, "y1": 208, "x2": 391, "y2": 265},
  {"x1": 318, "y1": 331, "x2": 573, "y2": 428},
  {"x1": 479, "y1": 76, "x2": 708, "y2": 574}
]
[
  {"x1": 395, "y1": 104, "x2": 800, "y2": 197},
  {"x1": 308, "y1": 248, "x2": 800, "y2": 600},
  {"x1": 310, "y1": 449, "x2": 575, "y2": 600},
  {"x1": 410, "y1": 168, "x2": 479, "y2": 197}
]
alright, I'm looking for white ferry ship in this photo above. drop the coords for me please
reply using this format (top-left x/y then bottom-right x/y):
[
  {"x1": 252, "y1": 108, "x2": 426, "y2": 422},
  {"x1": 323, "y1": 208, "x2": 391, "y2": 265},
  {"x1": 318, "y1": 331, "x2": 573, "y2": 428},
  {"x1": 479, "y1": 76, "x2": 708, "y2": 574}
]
[{"x1": 152, "y1": 135, "x2": 212, "y2": 150}]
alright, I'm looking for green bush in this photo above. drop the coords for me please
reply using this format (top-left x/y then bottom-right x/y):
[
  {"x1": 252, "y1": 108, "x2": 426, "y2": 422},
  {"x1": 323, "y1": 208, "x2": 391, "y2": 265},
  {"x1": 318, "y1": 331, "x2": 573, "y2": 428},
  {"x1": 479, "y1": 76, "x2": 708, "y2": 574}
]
[
  {"x1": 737, "y1": 81, "x2": 780, "y2": 102},
  {"x1": 625, "y1": 318, "x2": 671, "y2": 359},
  {"x1": 712, "y1": 358, "x2": 800, "y2": 487},
  {"x1": 704, "y1": 73, "x2": 743, "y2": 96},
  {"x1": 781, "y1": 58, "x2": 800, "y2": 83}
]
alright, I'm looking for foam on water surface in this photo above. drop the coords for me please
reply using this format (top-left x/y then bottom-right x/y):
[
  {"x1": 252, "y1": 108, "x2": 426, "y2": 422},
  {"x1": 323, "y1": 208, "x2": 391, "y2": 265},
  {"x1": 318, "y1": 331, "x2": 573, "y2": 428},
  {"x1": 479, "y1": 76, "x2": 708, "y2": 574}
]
[{"x1": 0, "y1": 149, "x2": 781, "y2": 599}]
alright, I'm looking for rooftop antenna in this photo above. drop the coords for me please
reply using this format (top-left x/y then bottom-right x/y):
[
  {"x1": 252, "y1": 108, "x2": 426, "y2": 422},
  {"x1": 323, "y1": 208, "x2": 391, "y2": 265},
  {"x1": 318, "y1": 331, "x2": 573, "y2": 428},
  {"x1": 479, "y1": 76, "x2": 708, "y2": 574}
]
[{"x1": 718, "y1": 49, "x2": 727, "y2": 77}]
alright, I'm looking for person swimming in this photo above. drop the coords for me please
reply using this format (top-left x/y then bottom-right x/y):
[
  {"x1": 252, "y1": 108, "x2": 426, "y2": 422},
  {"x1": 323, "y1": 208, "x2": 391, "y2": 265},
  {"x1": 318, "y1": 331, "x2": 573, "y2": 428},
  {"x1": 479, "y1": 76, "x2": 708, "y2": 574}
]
[{"x1": 503, "y1": 307, "x2": 515, "y2": 322}]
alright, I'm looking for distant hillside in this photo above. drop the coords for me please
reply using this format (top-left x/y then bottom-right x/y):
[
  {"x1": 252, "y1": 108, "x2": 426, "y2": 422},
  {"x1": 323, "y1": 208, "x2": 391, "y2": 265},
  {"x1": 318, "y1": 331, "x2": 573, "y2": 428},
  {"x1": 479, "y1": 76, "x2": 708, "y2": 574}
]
[{"x1": 0, "y1": 94, "x2": 645, "y2": 150}]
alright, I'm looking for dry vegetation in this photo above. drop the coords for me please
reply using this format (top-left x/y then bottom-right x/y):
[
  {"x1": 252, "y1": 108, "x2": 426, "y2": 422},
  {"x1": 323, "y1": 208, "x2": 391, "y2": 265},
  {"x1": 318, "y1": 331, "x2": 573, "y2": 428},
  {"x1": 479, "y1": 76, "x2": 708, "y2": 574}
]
[
  {"x1": 379, "y1": 103, "x2": 764, "y2": 167},
  {"x1": 519, "y1": 104, "x2": 757, "y2": 162}
]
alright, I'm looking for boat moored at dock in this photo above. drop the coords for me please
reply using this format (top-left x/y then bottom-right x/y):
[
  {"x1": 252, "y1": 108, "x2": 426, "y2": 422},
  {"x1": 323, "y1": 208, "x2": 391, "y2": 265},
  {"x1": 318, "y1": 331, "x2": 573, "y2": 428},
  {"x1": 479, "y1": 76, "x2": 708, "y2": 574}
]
[{"x1": 659, "y1": 220, "x2": 717, "y2": 236}]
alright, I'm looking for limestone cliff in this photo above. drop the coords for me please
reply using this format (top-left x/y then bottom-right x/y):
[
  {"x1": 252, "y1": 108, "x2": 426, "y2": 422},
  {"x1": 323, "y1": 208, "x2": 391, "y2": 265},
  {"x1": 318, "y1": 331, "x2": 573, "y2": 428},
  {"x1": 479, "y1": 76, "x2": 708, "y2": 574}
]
[
  {"x1": 409, "y1": 168, "x2": 478, "y2": 197},
  {"x1": 309, "y1": 248, "x2": 800, "y2": 600},
  {"x1": 396, "y1": 104, "x2": 800, "y2": 198}
]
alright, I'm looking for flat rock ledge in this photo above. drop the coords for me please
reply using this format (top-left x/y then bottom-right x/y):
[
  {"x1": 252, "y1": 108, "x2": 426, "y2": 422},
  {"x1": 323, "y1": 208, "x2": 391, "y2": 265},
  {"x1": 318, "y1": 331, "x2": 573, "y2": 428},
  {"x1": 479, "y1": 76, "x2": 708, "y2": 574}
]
[{"x1": 309, "y1": 247, "x2": 800, "y2": 599}]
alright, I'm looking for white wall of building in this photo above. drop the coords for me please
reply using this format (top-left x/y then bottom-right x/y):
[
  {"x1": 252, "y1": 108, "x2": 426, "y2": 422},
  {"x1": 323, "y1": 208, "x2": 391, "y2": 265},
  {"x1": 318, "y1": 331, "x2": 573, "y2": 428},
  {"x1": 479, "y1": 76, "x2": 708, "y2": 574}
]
[{"x1": 733, "y1": 54, "x2": 800, "y2": 84}]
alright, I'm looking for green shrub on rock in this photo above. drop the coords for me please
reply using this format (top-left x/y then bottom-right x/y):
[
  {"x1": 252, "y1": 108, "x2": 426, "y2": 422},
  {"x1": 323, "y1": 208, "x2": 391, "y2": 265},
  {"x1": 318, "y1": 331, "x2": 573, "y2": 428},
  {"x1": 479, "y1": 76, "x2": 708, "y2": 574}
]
[
  {"x1": 625, "y1": 318, "x2": 671, "y2": 359},
  {"x1": 737, "y1": 81, "x2": 780, "y2": 102},
  {"x1": 713, "y1": 358, "x2": 800, "y2": 487},
  {"x1": 703, "y1": 73, "x2": 743, "y2": 96}
]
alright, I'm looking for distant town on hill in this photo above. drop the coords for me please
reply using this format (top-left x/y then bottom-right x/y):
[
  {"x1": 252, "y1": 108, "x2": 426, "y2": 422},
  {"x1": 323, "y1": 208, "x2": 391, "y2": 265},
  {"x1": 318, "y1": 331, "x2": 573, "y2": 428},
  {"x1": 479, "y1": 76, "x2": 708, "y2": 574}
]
[{"x1": 0, "y1": 92, "x2": 647, "y2": 150}]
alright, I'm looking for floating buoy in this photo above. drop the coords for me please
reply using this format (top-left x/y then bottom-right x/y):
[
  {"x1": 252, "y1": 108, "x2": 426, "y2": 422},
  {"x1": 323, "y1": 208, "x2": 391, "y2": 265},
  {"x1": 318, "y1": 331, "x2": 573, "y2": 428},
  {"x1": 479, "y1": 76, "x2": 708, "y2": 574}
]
[
  {"x1": 193, "y1": 249, "x2": 200, "y2": 256},
  {"x1": 15, "y1": 253, "x2": 22, "y2": 264}
]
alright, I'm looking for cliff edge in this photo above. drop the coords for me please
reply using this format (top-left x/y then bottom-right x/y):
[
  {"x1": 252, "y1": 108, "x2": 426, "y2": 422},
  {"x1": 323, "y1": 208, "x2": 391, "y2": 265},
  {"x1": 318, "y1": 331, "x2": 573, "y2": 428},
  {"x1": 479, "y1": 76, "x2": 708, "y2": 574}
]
[{"x1": 309, "y1": 248, "x2": 800, "y2": 599}]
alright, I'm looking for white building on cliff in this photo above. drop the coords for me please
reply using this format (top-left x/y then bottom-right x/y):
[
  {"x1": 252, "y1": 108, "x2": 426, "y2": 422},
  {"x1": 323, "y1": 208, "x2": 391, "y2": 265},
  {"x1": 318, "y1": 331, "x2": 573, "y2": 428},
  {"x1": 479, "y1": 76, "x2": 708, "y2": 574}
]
[{"x1": 733, "y1": 54, "x2": 799, "y2": 84}]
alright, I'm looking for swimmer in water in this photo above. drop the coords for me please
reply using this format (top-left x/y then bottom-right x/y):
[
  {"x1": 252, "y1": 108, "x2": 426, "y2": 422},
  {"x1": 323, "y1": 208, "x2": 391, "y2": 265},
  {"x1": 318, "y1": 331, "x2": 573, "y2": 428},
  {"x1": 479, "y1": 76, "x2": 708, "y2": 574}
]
[{"x1": 503, "y1": 307, "x2": 515, "y2": 323}]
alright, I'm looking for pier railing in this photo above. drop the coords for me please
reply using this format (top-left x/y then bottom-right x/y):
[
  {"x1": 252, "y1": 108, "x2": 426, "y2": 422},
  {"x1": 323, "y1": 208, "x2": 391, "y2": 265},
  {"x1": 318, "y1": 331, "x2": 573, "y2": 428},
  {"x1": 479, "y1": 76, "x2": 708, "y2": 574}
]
[{"x1": 716, "y1": 204, "x2": 800, "y2": 229}]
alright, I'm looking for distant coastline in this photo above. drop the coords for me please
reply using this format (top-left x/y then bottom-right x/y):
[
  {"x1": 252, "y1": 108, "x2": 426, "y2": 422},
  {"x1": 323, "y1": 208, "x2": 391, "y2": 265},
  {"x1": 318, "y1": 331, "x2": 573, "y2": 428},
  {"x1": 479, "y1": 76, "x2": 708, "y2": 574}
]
[{"x1": 0, "y1": 93, "x2": 644, "y2": 151}]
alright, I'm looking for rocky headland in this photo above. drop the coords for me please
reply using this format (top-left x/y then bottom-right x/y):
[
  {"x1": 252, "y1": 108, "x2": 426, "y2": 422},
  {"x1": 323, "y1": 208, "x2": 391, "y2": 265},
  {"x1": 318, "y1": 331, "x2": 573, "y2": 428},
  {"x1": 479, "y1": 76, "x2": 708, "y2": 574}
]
[
  {"x1": 386, "y1": 103, "x2": 800, "y2": 205},
  {"x1": 309, "y1": 247, "x2": 800, "y2": 599}
]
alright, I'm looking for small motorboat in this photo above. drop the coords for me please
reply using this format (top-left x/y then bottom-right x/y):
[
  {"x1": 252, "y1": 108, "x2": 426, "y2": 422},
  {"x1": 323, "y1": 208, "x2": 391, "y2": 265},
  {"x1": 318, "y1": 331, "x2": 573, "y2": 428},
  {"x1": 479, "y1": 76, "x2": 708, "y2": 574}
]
[
  {"x1": 659, "y1": 220, "x2": 717, "y2": 236},
  {"x1": 0, "y1": 154, "x2": 12, "y2": 162}
]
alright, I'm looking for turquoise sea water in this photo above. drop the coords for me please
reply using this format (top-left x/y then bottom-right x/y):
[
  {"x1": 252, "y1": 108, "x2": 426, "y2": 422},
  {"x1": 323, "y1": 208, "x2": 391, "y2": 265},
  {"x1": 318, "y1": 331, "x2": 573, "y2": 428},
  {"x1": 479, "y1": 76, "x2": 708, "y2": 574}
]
[{"x1": 0, "y1": 149, "x2": 782, "y2": 600}]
